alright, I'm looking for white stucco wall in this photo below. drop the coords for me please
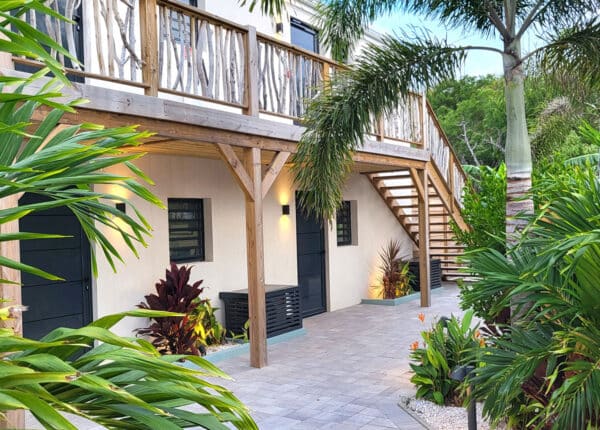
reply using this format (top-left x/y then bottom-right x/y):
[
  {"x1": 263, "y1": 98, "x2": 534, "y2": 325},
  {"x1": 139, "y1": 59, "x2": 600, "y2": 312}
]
[
  {"x1": 93, "y1": 154, "x2": 411, "y2": 335},
  {"x1": 94, "y1": 154, "x2": 298, "y2": 336},
  {"x1": 326, "y1": 174, "x2": 412, "y2": 311}
]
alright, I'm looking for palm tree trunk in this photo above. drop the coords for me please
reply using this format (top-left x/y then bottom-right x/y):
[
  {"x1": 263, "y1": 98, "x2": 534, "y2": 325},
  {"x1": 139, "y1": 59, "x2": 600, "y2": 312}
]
[{"x1": 503, "y1": 38, "x2": 534, "y2": 246}]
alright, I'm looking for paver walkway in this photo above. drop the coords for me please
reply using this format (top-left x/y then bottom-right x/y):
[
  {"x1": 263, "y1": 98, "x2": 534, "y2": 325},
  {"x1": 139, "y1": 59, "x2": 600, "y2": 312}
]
[
  {"x1": 24, "y1": 284, "x2": 463, "y2": 429},
  {"x1": 215, "y1": 283, "x2": 463, "y2": 429}
]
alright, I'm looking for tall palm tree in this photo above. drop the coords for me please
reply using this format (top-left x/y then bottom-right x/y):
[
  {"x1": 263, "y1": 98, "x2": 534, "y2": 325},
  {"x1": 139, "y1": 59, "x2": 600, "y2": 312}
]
[{"x1": 288, "y1": 0, "x2": 600, "y2": 243}]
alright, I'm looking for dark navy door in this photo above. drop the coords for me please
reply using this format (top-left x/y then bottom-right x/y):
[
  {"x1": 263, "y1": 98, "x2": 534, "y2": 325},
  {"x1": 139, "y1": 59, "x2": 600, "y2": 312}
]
[
  {"x1": 19, "y1": 194, "x2": 92, "y2": 339},
  {"x1": 295, "y1": 192, "x2": 326, "y2": 317}
]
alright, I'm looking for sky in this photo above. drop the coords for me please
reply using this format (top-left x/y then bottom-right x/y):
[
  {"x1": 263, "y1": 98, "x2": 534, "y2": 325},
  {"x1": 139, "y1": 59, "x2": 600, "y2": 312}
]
[{"x1": 372, "y1": 11, "x2": 538, "y2": 77}]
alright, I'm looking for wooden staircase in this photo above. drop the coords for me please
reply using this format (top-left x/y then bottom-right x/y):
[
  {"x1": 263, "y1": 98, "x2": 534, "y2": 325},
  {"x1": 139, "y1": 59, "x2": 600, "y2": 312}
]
[{"x1": 367, "y1": 165, "x2": 468, "y2": 280}]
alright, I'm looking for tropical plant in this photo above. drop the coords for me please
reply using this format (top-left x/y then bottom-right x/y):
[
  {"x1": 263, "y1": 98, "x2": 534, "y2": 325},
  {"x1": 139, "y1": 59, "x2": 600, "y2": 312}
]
[
  {"x1": 192, "y1": 298, "x2": 226, "y2": 351},
  {"x1": 409, "y1": 310, "x2": 482, "y2": 406},
  {"x1": 461, "y1": 166, "x2": 600, "y2": 429},
  {"x1": 450, "y1": 163, "x2": 506, "y2": 253},
  {"x1": 137, "y1": 264, "x2": 204, "y2": 355},
  {"x1": 0, "y1": 309, "x2": 257, "y2": 429},
  {"x1": 0, "y1": 3, "x2": 162, "y2": 282},
  {"x1": 378, "y1": 239, "x2": 411, "y2": 299},
  {"x1": 288, "y1": 0, "x2": 600, "y2": 244}
]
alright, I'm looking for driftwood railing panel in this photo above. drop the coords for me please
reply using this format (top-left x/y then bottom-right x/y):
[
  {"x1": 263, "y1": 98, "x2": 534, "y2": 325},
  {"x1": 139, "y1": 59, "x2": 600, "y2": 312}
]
[
  {"x1": 257, "y1": 35, "x2": 338, "y2": 119},
  {"x1": 381, "y1": 94, "x2": 422, "y2": 145},
  {"x1": 90, "y1": 0, "x2": 143, "y2": 82},
  {"x1": 14, "y1": 0, "x2": 466, "y2": 206},
  {"x1": 15, "y1": 0, "x2": 143, "y2": 85},
  {"x1": 424, "y1": 102, "x2": 467, "y2": 208},
  {"x1": 157, "y1": 1, "x2": 247, "y2": 107}
]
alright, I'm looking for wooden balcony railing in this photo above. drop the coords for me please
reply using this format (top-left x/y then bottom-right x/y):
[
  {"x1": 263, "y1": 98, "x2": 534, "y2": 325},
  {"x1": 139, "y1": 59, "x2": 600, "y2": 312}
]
[{"x1": 13, "y1": 0, "x2": 466, "y2": 207}]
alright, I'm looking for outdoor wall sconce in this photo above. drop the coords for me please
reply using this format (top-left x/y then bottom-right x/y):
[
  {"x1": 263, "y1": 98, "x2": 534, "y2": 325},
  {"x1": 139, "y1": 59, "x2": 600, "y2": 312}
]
[
  {"x1": 115, "y1": 202, "x2": 126, "y2": 214},
  {"x1": 275, "y1": 22, "x2": 284, "y2": 34},
  {"x1": 281, "y1": 204, "x2": 290, "y2": 215}
]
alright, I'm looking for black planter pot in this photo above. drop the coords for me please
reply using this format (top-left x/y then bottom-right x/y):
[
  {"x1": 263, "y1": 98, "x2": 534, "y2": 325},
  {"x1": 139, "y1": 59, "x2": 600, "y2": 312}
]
[{"x1": 408, "y1": 259, "x2": 442, "y2": 291}]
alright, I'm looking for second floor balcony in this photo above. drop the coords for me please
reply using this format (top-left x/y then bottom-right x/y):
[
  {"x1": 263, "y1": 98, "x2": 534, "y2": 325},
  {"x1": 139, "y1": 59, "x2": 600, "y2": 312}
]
[{"x1": 11, "y1": 0, "x2": 466, "y2": 206}]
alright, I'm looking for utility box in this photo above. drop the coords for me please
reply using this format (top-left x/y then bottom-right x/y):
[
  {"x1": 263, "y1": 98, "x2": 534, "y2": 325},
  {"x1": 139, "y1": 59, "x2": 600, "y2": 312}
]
[
  {"x1": 408, "y1": 259, "x2": 442, "y2": 291},
  {"x1": 219, "y1": 285, "x2": 302, "y2": 338}
]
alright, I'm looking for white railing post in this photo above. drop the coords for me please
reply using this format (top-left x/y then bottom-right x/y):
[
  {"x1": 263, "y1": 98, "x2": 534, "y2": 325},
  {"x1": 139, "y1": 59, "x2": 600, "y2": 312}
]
[{"x1": 421, "y1": 91, "x2": 428, "y2": 151}]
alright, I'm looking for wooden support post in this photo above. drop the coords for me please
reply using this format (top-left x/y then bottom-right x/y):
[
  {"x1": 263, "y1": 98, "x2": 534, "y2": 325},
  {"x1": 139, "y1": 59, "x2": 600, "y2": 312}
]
[
  {"x1": 377, "y1": 116, "x2": 385, "y2": 142},
  {"x1": 140, "y1": 0, "x2": 159, "y2": 96},
  {"x1": 0, "y1": 195, "x2": 24, "y2": 430},
  {"x1": 243, "y1": 26, "x2": 259, "y2": 117},
  {"x1": 218, "y1": 145, "x2": 268, "y2": 367},
  {"x1": 418, "y1": 166, "x2": 431, "y2": 307},
  {"x1": 244, "y1": 148, "x2": 267, "y2": 367}
]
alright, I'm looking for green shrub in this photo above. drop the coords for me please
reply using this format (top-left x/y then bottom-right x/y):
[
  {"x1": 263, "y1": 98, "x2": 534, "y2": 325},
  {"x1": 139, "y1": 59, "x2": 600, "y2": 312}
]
[
  {"x1": 409, "y1": 310, "x2": 482, "y2": 406},
  {"x1": 192, "y1": 298, "x2": 226, "y2": 351},
  {"x1": 450, "y1": 164, "x2": 506, "y2": 253},
  {"x1": 462, "y1": 162, "x2": 600, "y2": 429}
]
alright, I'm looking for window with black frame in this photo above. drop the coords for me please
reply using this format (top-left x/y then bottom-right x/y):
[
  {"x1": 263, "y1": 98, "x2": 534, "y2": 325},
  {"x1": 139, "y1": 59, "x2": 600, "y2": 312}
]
[
  {"x1": 336, "y1": 201, "x2": 353, "y2": 246},
  {"x1": 168, "y1": 198, "x2": 205, "y2": 262}
]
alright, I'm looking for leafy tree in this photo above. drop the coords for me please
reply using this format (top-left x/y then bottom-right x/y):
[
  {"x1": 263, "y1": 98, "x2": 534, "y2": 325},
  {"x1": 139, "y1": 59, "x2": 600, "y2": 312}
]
[
  {"x1": 429, "y1": 73, "x2": 600, "y2": 168},
  {"x1": 286, "y1": 0, "x2": 600, "y2": 243},
  {"x1": 428, "y1": 76, "x2": 505, "y2": 167},
  {"x1": 450, "y1": 164, "x2": 506, "y2": 253}
]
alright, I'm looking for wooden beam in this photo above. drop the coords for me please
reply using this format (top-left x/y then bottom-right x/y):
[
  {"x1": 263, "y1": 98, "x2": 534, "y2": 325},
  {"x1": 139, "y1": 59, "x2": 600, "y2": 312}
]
[
  {"x1": 243, "y1": 26, "x2": 259, "y2": 116},
  {"x1": 427, "y1": 162, "x2": 469, "y2": 231},
  {"x1": 352, "y1": 153, "x2": 425, "y2": 170},
  {"x1": 262, "y1": 151, "x2": 290, "y2": 199},
  {"x1": 217, "y1": 144, "x2": 254, "y2": 200},
  {"x1": 139, "y1": 0, "x2": 159, "y2": 96},
  {"x1": 244, "y1": 148, "x2": 267, "y2": 368},
  {"x1": 417, "y1": 167, "x2": 431, "y2": 307},
  {"x1": 409, "y1": 167, "x2": 425, "y2": 201}
]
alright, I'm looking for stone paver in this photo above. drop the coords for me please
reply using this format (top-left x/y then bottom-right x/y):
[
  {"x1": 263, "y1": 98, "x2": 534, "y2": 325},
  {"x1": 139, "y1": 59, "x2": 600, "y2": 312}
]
[
  {"x1": 25, "y1": 284, "x2": 462, "y2": 429},
  {"x1": 214, "y1": 283, "x2": 463, "y2": 429}
]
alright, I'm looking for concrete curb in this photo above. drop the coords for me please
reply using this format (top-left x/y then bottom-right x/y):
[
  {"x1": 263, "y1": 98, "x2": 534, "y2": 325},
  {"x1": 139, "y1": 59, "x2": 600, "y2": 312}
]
[
  {"x1": 194, "y1": 328, "x2": 307, "y2": 364},
  {"x1": 397, "y1": 398, "x2": 434, "y2": 430},
  {"x1": 361, "y1": 287, "x2": 445, "y2": 306}
]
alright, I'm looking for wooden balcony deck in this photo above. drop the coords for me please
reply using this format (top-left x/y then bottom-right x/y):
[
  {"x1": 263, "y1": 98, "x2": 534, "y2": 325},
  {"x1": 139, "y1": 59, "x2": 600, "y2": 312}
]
[{"x1": 11, "y1": 0, "x2": 465, "y2": 199}]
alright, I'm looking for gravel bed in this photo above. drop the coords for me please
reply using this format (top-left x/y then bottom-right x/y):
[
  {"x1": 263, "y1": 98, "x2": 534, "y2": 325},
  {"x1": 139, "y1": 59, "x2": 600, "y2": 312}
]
[{"x1": 399, "y1": 396, "x2": 505, "y2": 430}]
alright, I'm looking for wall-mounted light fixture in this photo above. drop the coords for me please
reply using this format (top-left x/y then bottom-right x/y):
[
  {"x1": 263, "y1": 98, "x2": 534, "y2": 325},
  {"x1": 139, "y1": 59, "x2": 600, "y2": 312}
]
[
  {"x1": 275, "y1": 22, "x2": 284, "y2": 34},
  {"x1": 116, "y1": 202, "x2": 126, "y2": 214},
  {"x1": 281, "y1": 204, "x2": 290, "y2": 215}
]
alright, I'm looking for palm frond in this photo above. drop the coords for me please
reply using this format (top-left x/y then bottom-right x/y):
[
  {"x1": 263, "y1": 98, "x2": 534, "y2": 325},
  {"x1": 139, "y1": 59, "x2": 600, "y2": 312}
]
[
  {"x1": 315, "y1": 0, "x2": 398, "y2": 61},
  {"x1": 292, "y1": 33, "x2": 465, "y2": 219},
  {"x1": 1, "y1": 311, "x2": 257, "y2": 429},
  {"x1": 397, "y1": 0, "x2": 502, "y2": 36},
  {"x1": 539, "y1": 20, "x2": 600, "y2": 89},
  {"x1": 237, "y1": 0, "x2": 286, "y2": 17},
  {"x1": 0, "y1": 82, "x2": 164, "y2": 281}
]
